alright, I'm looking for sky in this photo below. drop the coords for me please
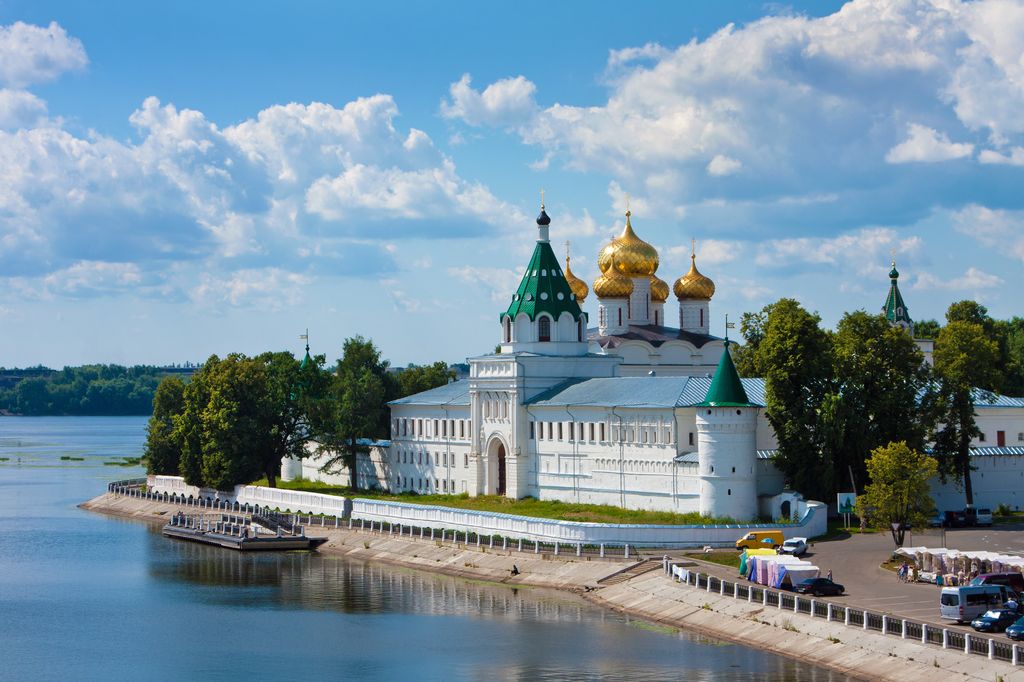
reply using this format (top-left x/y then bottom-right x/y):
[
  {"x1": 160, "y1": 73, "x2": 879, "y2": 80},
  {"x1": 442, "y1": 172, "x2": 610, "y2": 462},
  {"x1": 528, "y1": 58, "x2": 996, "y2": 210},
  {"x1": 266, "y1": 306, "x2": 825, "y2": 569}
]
[{"x1": 1, "y1": 0, "x2": 1023, "y2": 368}]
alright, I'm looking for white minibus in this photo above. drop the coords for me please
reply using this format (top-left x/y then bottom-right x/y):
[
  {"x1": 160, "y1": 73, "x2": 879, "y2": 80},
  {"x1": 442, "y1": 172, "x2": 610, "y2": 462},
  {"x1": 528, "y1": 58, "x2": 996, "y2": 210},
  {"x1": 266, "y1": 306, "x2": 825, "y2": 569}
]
[{"x1": 939, "y1": 585, "x2": 1015, "y2": 623}]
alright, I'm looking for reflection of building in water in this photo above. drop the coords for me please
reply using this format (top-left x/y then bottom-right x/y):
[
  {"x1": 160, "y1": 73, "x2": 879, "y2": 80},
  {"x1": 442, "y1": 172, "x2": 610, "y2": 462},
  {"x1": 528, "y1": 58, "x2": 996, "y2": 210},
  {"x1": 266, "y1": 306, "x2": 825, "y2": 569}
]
[{"x1": 149, "y1": 530, "x2": 590, "y2": 622}]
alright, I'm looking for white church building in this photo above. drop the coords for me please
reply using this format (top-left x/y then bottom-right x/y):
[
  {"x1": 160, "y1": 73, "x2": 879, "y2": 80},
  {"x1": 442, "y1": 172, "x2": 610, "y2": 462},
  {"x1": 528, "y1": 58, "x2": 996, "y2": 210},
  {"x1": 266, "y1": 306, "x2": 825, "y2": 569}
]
[{"x1": 285, "y1": 205, "x2": 1024, "y2": 519}]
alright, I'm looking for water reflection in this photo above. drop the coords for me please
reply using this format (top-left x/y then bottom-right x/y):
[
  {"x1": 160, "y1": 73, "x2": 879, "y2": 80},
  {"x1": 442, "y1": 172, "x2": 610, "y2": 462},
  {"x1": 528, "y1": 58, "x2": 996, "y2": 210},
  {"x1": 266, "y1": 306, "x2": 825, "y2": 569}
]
[{"x1": 146, "y1": 529, "x2": 852, "y2": 681}]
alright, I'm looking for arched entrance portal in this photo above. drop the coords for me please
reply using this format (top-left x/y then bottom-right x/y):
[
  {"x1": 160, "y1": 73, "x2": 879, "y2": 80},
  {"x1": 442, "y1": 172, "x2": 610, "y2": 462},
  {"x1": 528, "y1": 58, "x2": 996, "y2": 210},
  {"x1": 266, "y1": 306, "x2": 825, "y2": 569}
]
[
  {"x1": 497, "y1": 443, "x2": 506, "y2": 496},
  {"x1": 486, "y1": 437, "x2": 508, "y2": 496}
]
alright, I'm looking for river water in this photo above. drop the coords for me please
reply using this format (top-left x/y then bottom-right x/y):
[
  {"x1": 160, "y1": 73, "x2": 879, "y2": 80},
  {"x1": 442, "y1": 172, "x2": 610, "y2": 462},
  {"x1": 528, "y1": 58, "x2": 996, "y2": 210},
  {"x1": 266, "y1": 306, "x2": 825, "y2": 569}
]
[{"x1": 0, "y1": 416, "x2": 848, "y2": 681}]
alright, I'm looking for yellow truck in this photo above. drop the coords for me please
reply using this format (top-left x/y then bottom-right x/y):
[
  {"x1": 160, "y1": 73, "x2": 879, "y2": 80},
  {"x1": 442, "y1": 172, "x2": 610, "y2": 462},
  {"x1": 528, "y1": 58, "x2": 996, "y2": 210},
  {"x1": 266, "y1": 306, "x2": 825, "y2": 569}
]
[{"x1": 735, "y1": 530, "x2": 784, "y2": 550}]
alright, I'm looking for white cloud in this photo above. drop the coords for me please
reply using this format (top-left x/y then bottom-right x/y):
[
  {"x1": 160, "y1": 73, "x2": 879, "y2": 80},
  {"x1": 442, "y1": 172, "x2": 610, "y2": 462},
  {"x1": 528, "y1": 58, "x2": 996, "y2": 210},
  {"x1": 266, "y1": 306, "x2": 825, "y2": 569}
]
[
  {"x1": 914, "y1": 267, "x2": 1003, "y2": 291},
  {"x1": 951, "y1": 204, "x2": 1024, "y2": 263},
  {"x1": 441, "y1": 74, "x2": 537, "y2": 128},
  {"x1": 706, "y1": 154, "x2": 742, "y2": 176},
  {"x1": 0, "y1": 90, "x2": 518, "y2": 301},
  {"x1": 607, "y1": 42, "x2": 670, "y2": 69},
  {"x1": 755, "y1": 227, "x2": 922, "y2": 275},
  {"x1": 978, "y1": 146, "x2": 1024, "y2": 166},
  {"x1": 668, "y1": 239, "x2": 743, "y2": 266},
  {"x1": 189, "y1": 268, "x2": 311, "y2": 309},
  {"x1": 0, "y1": 89, "x2": 47, "y2": 129},
  {"x1": 448, "y1": 266, "x2": 522, "y2": 303},
  {"x1": 0, "y1": 21, "x2": 88, "y2": 88},
  {"x1": 885, "y1": 123, "x2": 973, "y2": 164},
  {"x1": 457, "y1": 0, "x2": 1024, "y2": 228},
  {"x1": 716, "y1": 275, "x2": 772, "y2": 301}
]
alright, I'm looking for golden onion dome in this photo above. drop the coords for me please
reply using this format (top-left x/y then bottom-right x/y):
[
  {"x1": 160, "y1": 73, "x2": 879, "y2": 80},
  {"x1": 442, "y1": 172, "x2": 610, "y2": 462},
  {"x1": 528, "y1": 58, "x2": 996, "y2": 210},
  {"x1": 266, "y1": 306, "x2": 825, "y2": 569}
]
[
  {"x1": 593, "y1": 254, "x2": 634, "y2": 299},
  {"x1": 597, "y1": 211, "x2": 659, "y2": 277},
  {"x1": 563, "y1": 255, "x2": 589, "y2": 303},
  {"x1": 649, "y1": 274, "x2": 669, "y2": 302},
  {"x1": 673, "y1": 252, "x2": 716, "y2": 300}
]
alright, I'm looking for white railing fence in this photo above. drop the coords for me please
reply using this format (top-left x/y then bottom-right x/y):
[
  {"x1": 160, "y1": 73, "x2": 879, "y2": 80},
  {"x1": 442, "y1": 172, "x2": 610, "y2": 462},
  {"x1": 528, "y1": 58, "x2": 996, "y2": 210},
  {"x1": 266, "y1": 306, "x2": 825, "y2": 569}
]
[{"x1": 130, "y1": 476, "x2": 825, "y2": 548}]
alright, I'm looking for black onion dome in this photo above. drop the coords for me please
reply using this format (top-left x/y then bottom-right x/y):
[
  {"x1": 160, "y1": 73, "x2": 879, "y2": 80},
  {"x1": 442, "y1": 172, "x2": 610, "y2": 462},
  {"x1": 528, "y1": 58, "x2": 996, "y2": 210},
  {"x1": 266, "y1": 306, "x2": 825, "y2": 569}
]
[{"x1": 536, "y1": 208, "x2": 551, "y2": 225}]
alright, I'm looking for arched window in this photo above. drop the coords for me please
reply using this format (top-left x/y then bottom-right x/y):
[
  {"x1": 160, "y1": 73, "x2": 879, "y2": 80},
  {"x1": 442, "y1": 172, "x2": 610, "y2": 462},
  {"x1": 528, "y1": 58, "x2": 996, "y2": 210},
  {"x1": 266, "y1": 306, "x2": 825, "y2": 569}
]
[
  {"x1": 538, "y1": 316, "x2": 551, "y2": 342},
  {"x1": 577, "y1": 319, "x2": 583, "y2": 341},
  {"x1": 700, "y1": 308, "x2": 704, "y2": 327},
  {"x1": 502, "y1": 316, "x2": 511, "y2": 343},
  {"x1": 654, "y1": 310, "x2": 659, "y2": 326},
  {"x1": 617, "y1": 308, "x2": 622, "y2": 327}
]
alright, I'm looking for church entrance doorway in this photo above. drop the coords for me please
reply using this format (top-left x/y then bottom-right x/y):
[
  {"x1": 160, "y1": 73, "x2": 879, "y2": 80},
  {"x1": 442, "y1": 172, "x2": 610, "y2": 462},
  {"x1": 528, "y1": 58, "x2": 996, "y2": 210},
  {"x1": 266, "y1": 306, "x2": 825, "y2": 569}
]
[
  {"x1": 497, "y1": 443, "x2": 507, "y2": 496},
  {"x1": 486, "y1": 438, "x2": 508, "y2": 496}
]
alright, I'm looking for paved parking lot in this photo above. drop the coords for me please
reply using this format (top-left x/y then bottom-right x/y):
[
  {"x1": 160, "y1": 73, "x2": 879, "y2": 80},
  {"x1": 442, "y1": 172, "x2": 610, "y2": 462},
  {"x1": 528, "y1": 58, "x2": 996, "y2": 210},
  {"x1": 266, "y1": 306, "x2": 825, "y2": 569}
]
[{"x1": 677, "y1": 520, "x2": 1024, "y2": 631}]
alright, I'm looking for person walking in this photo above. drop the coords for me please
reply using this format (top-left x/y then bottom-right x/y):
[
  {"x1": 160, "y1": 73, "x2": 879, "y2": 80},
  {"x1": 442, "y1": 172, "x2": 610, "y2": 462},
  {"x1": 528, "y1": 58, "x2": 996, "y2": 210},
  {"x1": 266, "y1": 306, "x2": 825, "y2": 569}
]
[{"x1": 827, "y1": 568, "x2": 833, "y2": 581}]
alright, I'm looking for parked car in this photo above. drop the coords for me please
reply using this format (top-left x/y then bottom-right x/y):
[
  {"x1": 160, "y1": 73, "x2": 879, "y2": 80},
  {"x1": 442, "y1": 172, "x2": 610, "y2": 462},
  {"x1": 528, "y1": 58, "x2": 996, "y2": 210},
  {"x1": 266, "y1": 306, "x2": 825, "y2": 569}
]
[
  {"x1": 944, "y1": 510, "x2": 967, "y2": 528},
  {"x1": 928, "y1": 513, "x2": 944, "y2": 528},
  {"x1": 940, "y1": 585, "x2": 1016, "y2": 623},
  {"x1": 971, "y1": 609, "x2": 1019, "y2": 633},
  {"x1": 1006, "y1": 616, "x2": 1024, "y2": 640},
  {"x1": 793, "y1": 578, "x2": 844, "y2": 596},
  {"x1": 975, "y1": 508, "x2": 994, "y2": 526},
  {"x1": 778, "y1": 537, "x2": 808, "y2": 556},
  {"x1": 970, "y1": 573, "x2": 1024, "y2": 595},
  {"x1": 735, "y1": 530, "x2": 784, "y2": 551}
]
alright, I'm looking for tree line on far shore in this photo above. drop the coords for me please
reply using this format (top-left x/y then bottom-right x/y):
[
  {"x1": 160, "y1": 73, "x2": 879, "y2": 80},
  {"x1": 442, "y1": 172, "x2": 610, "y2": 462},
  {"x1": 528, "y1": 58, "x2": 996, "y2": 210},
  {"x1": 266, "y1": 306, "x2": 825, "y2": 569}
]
[
  {"x1": 144, "y1": 337, "x2": 452, "y2": 491},
  {"x1": 0, "y1": 365, "x2": 175, "y2": 416},
  {"x1": 733, "y1": 299, "x2": 1022, "y2": 509}
]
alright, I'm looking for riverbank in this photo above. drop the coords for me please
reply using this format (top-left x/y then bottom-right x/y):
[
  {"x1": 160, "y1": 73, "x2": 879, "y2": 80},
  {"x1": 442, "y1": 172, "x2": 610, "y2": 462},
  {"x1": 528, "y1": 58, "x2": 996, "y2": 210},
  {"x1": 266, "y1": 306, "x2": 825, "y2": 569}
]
[{"x1": 82, "y1": 492, "x2": 1023, "y2": 681}]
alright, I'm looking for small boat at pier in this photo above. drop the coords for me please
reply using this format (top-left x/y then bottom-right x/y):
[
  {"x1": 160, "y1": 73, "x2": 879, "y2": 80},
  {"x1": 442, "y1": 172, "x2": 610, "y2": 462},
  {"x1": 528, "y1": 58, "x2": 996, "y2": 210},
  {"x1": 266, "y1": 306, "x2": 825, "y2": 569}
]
[{"x1": 162, "y1": 509, "x2": 328, "y2": 551}]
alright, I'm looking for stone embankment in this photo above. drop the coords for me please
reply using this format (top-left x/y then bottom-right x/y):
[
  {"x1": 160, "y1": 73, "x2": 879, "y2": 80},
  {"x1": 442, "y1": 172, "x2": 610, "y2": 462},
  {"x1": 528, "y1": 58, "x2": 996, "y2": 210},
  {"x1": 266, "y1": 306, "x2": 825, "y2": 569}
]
[{"x1": 82, "y1": 492, "x2": 1024, "y2": 682}]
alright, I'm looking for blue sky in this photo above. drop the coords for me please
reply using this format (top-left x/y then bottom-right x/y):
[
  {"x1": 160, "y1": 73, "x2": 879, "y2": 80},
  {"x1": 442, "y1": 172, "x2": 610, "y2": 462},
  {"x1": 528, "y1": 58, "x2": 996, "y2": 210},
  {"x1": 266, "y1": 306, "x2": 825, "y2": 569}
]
[{"x1": 1, "y1": 0, "x2": 1022, "y2": 368}]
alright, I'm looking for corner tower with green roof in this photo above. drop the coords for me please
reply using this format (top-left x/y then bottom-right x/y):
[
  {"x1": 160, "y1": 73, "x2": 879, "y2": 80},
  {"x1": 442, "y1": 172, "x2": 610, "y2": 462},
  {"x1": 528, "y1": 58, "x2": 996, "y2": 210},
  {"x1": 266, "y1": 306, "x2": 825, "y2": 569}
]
[
  {"x1": 696, "y1": 340, "x2": 761, "y2": 521},
  {"x1": 499, "y1": 204, "x2": 589, "y2": 356}
]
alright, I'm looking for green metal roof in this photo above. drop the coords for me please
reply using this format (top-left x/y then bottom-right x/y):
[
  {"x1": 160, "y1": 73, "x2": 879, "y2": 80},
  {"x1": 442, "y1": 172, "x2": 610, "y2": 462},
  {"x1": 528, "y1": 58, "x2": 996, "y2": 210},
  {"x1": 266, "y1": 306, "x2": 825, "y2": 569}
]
[
  {"x1": 502, "y1": 240, "x2": 585, "y2": 322},
  {"x1": 695, "y1": 344, "x2": 756, "y2": 407},
  {"x1": 882, "y1": 264, "x2": 913, "y2": 329}
]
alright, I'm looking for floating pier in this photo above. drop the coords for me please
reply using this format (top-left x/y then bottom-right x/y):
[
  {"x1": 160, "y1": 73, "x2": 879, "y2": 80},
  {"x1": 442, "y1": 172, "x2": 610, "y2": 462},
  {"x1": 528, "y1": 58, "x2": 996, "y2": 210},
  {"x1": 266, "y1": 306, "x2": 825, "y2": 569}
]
[{"x1": 162, "y1": 509, "x2": 328, "y2": 551}]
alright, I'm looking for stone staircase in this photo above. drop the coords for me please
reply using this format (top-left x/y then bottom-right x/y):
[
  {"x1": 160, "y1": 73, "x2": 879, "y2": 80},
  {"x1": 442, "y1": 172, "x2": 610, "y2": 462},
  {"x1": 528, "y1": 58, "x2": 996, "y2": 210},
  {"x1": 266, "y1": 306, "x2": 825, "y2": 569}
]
[{"x1": 597, "y1": 559, "x2": 663, "y2": 586}]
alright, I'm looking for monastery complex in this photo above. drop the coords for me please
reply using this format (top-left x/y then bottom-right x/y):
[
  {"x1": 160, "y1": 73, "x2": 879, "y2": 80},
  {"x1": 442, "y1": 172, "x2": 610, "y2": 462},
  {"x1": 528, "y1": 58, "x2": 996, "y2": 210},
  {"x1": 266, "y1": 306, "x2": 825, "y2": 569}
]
[{"x1": 285, "y1": 206, "x2": 1024, "y2": 520}]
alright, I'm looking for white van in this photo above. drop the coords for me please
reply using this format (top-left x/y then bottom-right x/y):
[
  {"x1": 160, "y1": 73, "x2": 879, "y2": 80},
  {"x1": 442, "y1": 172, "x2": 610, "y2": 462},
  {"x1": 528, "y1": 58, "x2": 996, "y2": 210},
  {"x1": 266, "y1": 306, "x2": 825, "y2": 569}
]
[{"x1": 940, "y1": 585, "x2": 1014, "y2": 623}]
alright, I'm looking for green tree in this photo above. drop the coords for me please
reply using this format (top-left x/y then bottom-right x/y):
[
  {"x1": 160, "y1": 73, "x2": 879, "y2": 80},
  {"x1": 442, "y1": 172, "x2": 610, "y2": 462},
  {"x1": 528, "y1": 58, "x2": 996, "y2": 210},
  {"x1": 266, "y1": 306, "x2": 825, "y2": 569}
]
[
  {"x1": 732, "y1": 309, "x2": 769, "y2": 377},
  {"x1": 251, "y1": 350, "x2": 328, "y2": 487},
  {"x1": 309, "y1": 337, "x2": 391, "y2": 491},
  {"x1": 855, "y1": 441, "x2": 937, "y2": 547},
  {"x1": 15, "y1": 377, "x2": 50, "y2": 415},
  {"x1": 397, "y1": 361, "x2": 454, "y2": 398},
  {"x1": 199, "y1": 355, "x2": 269, "y2": 491},
  {"x1": 932, "y1": 317, "x2": 1002, "y2": 507},
  {"x1": 176, "y1": 356, "x2": 217, "y2": 487},
  {"x1": 1003, "y1": 318, "x2": 1024, "y2": 396},
  {"x1": 914, "y1": 319, "x2": 942, "y2": 340},
  {"x1": 758, "y1": 299, "x2": 834, "y2": 500},
  {"x1": 145, "y1": 376, "x2": 185, "y2": 475},
  {"x1": 823, "y1": 311, "x2": 932, "y2": 493}
]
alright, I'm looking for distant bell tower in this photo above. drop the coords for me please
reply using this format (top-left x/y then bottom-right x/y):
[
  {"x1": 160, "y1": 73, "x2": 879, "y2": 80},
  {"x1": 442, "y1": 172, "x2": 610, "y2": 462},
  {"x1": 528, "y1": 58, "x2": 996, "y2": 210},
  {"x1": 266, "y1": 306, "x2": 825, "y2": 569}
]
[{"x1": 882, "y1": 257, "x2": 913, "y2": 335}]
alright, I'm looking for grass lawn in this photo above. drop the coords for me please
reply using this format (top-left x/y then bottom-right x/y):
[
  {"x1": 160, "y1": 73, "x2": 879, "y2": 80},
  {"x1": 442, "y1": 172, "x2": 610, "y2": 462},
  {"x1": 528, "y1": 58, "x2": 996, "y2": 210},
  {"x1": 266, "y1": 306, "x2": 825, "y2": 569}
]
[
  {"x1": 684, "y1": 550, "x2": 741, "y2": 568},
  {"x1": 252, "y1": 477, "x2": 741, "y2": 526}
]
